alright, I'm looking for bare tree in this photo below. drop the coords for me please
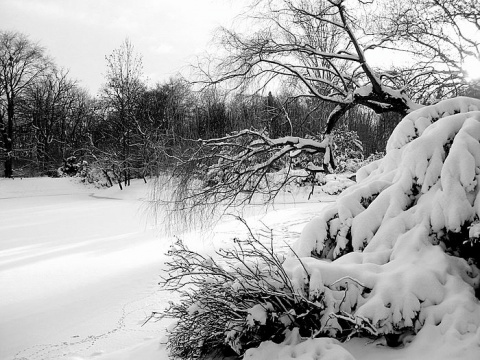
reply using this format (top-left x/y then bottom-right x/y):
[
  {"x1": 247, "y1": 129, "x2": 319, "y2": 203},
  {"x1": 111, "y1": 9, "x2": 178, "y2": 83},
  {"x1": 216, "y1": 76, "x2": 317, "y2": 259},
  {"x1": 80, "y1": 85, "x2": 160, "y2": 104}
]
[
  {"x1": 20, "y1": 67, "x2": 80, "y2": 172},
  {"x1": 0, "y1": 31, "x2": 50, "y2": 177},
  {"x1": 200, "y1": 0, "x2": 423, "y2": 132},
  {"x1": 200, "y1": 0, "x2": 479, "y2": 125},
  {"x1": 158, "y1": 0, "x2": 480, "y2": 228},
  {"x1": 159, "y1": 0, "x2": 412, "y2": 224},
  {"x1": 101, "y1": 38, "x2": 146, "y2": 186}
]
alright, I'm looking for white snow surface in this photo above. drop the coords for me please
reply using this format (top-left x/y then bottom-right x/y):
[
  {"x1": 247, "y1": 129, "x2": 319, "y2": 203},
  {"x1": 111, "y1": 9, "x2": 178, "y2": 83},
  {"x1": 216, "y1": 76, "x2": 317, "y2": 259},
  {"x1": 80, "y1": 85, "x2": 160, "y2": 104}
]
[
  {"x1": 0, "y1": 178, "x2": 172, "y2": 360},
  {"x1": 0, "y1": 177, "x2": 328, "y2": 360},
  {"x1": 244, "y1": 328, "x2": 355, "y2": 360}
]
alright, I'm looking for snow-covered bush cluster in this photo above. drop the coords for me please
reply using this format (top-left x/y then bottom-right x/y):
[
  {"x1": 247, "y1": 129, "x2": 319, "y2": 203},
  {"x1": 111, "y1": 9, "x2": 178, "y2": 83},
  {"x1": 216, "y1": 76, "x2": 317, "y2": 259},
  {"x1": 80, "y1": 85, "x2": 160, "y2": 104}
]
[
  {"x1": 290, "y1": 96, "x2": 480, "y2": 345},
  {"x1": 288, "y1": 126, "x2": 381, "y2": 197},
  {"x1": 318, "y1": 174, "x2": 356, "y2": 195},
  {"x1": 160, "y1": 225, "x2": 390, "y2": 359},
  {"x1": 284, "y1": 126, "x2": 372, "y2": 195},
  {"x1": 290, "y1": 172, "x2": 355, "y2": 196}
]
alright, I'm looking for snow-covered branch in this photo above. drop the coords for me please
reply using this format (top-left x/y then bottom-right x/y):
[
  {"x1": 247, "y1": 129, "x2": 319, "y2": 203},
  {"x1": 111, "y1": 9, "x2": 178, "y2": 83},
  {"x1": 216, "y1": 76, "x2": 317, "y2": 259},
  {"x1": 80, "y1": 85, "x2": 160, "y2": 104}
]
[{"x1": 158, "y1": 129, "x2": 334, "y2": 231}]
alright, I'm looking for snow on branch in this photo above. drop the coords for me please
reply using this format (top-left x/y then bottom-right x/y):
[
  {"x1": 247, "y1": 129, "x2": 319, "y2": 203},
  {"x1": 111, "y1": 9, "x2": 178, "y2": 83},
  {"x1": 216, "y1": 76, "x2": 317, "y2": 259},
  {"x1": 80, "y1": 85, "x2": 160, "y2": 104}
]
[{"x1": 160, "y1": 129, "x2": 334, "y2": 231}]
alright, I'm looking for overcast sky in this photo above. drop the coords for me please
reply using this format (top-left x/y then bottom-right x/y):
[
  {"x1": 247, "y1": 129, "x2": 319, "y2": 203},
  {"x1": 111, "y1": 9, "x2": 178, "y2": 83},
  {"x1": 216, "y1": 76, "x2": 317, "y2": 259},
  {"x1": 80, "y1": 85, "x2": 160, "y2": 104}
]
[{"x1": 0, "y1": 0, "x2": 243, "y2": 94}]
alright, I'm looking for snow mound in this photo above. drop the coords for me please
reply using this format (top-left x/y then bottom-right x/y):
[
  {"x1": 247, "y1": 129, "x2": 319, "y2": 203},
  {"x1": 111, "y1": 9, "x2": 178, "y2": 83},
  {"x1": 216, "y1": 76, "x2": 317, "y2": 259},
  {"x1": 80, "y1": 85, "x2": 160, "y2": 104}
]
[
  {"x1": 289, "y1": 97, "x2": 480, "y2": 353},
  {"x1": 244, "y1": 328, "x2": 355, "y2": 360},
  {"x1": 320, "y1": 174, "x2": 356, "y2": 195}
]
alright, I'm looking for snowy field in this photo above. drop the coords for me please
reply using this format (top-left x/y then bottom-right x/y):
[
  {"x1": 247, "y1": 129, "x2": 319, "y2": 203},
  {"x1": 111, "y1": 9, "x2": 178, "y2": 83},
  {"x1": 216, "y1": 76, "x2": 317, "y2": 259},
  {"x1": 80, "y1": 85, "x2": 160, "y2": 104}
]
[
  {"x1": 2, "y1": 174, "x2": 479, "y2": 360},
  {"x1": 0, "y1": 177, "x2": 326, "y2": 360}
]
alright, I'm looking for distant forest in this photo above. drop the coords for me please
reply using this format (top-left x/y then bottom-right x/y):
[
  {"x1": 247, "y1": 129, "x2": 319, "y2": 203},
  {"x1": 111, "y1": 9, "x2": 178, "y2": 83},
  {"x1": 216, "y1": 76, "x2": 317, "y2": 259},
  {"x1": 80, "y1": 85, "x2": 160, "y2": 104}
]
[{"x1": 0, "y1": 31, "x2": 477, "y2": 184}]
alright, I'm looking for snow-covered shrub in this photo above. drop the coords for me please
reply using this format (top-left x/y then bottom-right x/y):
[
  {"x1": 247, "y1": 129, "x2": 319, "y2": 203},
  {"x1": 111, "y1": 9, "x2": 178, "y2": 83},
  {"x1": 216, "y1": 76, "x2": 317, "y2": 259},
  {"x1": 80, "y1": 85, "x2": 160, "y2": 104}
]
[
  {"x1": 330, "y1": 125, "x2": 365, "y2": 173},
  {"x1": 318, "y1": 174, "x2": 356, "y2": 195},
  {"x1": 290, "y1": 127, "x2": 373, "y2": 194},
  {"x1": 290, "y1": 126, "x2": 363, "y2": 175},
  {"x1": 281, "y1": 127, "x2": 364, "y2": 197},
  {"x1": 58, "y1": 156, "x2": 88, "y2": 177},
  {"x1": 291, "y1": 97, "x2": 480, "y2": 347},
  {"x1": 159, "y1": 224, "x2": 380, "y2": 359},
  {"x1": 58, "y1": 156, "x2": 112, "y2": 187},
  {"x1": 159, "y1": 234, "x2": 301, "y2": 359}
]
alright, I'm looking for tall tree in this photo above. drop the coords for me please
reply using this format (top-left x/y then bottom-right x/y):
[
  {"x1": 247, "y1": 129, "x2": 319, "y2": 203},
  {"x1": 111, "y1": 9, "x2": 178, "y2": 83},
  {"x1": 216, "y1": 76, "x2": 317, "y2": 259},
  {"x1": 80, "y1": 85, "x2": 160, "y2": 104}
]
[
  {"x1": 200, "y1": 0, "x2": 479, "y2": 130},
  {"x1": 101, "y1": 39, "x2": 145, "y2": 186},
  {"x1": 21, "y1": 68, "x2": 79, "y2": 171},
  {"x1": 0, "y1": 31, "x2": 50, "y2": 177},
  {"x1": 200, "y1": 0, "x2": 423, "y2": 133}
]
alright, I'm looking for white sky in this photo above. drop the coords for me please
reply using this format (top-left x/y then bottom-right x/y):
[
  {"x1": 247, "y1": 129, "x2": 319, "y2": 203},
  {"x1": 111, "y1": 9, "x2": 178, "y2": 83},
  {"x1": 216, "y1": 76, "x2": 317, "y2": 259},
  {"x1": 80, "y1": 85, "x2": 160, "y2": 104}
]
[{"x1": 0, "y1": 0, "x2": 243, "y2": 95}]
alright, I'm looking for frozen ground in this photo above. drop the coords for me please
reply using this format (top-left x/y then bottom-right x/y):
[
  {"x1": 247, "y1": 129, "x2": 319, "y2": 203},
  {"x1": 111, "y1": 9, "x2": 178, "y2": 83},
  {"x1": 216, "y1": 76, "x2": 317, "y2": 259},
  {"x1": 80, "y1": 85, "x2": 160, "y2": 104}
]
[{"x1": 0, "y1": 177, "x2": 326, "y2": 360}]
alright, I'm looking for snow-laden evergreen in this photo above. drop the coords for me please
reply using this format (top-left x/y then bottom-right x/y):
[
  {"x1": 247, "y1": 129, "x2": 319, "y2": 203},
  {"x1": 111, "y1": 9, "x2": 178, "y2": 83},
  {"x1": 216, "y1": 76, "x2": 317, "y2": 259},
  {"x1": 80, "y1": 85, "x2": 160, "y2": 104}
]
[{"x1": 285, "y1": 97, "x2": 480, "y2": 357}]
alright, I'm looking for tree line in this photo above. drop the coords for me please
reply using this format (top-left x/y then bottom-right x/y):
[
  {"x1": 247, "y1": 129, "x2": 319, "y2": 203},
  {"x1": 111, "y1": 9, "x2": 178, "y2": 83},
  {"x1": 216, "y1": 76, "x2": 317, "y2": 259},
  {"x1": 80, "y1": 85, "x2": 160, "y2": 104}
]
[{"x1": 0, "y1": 31, "x2": 399, "y2": 183}]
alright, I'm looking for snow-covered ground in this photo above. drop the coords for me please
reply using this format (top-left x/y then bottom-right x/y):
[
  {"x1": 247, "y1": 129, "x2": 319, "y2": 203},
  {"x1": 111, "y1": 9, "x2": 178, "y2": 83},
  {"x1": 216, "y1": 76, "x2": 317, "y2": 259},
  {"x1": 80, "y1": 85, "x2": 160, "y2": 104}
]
[
  {"x1": 2, "y1": 174, "x2": 479, "y2": 360},
  {"x1": 0, "y1": 177, "x2": 326, "y2": 360},
  {"x1": 0, "y1": 178, "x2": 170, "y2": 360}
]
